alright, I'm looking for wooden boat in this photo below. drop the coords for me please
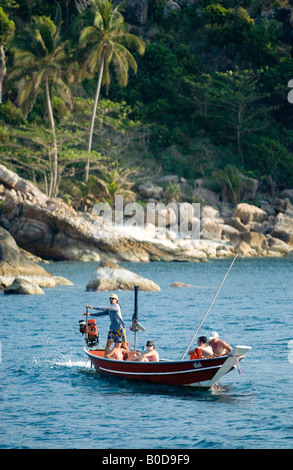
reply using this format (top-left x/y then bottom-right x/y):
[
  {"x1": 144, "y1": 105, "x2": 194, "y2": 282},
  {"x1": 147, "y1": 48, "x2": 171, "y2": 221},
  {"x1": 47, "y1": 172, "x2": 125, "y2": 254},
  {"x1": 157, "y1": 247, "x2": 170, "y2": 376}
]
[
  {"x1": 84, "y1": 344, "x2": 251, "y2": 389},
  {"x1": 80, "y1": 282, "x2": 251, "y2": 389}
]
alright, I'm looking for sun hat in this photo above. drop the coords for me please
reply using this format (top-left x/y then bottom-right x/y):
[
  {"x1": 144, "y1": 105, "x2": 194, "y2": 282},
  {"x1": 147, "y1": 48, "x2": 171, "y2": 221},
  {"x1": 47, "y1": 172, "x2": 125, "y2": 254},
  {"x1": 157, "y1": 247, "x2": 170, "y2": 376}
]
[
  {"x1": 109, "y1": 293, "x2": 119, "y2": 300},
  {"x1": 209, "y1": 332, "x2": 219, "y2": 340}
]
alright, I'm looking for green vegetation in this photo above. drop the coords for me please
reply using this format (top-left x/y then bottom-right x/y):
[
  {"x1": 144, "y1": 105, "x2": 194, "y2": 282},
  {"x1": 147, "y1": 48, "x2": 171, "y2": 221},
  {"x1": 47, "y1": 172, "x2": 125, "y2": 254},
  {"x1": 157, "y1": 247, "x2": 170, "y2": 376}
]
[
  {"x1": 1, "y1": 0, "x2": 293, "y2": 208},
  {"x1": 78, "y1": 0, "x2": 145, "y2": 181}
]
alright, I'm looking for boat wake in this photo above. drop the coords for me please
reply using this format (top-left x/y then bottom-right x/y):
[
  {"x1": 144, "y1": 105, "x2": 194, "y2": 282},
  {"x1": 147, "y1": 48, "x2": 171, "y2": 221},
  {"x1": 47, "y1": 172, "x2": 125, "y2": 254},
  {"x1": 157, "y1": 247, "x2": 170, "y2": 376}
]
[{"x1": 49, "y1": 355, "x2": 92, "y2": 370}]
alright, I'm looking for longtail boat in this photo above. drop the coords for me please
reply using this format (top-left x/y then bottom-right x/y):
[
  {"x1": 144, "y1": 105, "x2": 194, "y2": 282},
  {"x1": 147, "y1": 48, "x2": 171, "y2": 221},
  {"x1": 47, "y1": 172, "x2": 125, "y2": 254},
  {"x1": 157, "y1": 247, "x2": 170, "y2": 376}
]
[
  {"x1": 79, "y1": 278, "x2": 251, "y2": 389},
  {"x1": 83, "y1": 345, "x2": 250, "y2": 388}
]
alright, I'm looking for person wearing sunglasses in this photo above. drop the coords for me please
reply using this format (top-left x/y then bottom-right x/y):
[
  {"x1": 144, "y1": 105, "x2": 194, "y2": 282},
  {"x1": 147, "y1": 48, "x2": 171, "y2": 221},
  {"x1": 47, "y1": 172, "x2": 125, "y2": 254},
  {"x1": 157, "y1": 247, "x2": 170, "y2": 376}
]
[
  {"x1": 129, "y1": 340, "x2": 159, "y2": 362},
  {"x1": 86, "y1": 294, "x2": 127, "y2": 356}
]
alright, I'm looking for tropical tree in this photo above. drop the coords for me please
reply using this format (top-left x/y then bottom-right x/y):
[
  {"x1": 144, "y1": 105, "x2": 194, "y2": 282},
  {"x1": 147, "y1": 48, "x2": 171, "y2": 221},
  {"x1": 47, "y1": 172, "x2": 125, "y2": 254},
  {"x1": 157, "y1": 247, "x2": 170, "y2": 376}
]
[
  {"x1": 9, "y1": 15, "x2": 72, "y2": 197},
  {"x1": 212, "y1": 165, "x2": 242, "y2": 204},
  {"x1": 0, "y1": 7, "x2": 15, "y2": 103},
  {"x1": 79, "y1": 0, "x2": 145, "y2": 182}
]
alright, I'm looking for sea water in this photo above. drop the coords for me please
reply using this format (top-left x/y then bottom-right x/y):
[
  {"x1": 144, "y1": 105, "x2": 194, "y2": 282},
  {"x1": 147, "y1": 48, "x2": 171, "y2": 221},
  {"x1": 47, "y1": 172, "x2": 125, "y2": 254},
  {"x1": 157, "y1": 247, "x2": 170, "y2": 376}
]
[{"x1": 1, "y1": 258, "x2": 293, "y2": 449}]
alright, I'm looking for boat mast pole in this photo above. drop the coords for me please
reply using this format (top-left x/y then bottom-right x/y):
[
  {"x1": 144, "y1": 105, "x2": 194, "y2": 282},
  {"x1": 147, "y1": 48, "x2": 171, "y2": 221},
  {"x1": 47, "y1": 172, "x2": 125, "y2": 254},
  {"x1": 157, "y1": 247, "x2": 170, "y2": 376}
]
[
  {"x1": 85, "y1": 304, "x2": 89, "y2": 345},
  {"x1": 134, "y1": 286, "x2": 139, "y2": 351},
  {"x1": 181, "y1": 254, "x2": 238, "y2": 361}
]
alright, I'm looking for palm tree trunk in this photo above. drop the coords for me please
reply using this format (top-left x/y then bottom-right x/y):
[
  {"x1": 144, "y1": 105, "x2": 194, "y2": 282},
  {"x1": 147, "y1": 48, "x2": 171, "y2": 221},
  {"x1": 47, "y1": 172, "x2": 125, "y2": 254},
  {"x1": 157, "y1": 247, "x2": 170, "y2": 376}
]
[
  {"x1": 84, "y1": 52, "x2": 105, "y2": 183},
  {"x1": 45, "y1": 76, "x2": 58, "y2": 197},
  {"x1": 0, "y1": 45, "x2": 7, "y2": 104}
]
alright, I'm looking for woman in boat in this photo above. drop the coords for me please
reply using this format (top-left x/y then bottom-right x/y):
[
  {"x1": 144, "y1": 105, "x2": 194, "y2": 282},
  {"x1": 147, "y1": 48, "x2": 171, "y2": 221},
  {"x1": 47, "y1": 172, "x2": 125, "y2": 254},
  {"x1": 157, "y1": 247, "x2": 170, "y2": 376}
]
[
  {"x1": 188, "y1": 336, "x2": 213, "y2": 359},
  {"x1": 129, "y1": 340, "x2": 159, "y2": 362},
  {"x1": 107, "y1": 337, "x2": 125, "y2": 361},
  {"x1": 86, "y1": 293, "x2": 127, "y2": 357}
]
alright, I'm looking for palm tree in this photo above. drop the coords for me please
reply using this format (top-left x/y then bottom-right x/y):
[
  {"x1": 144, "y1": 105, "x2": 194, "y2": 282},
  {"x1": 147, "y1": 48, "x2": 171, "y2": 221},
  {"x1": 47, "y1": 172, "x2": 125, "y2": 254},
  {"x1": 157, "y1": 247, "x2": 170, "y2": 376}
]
[
  {"x1": 0, "y1": 7, "x2": 15, "y2": 103},
  {"x1": 213, "y1": 165, "x2": 242, "y2": 204},
  {"x1": 79, "y1": 0, "x2": 145, "y2": 182},
  {"x1": 10, "y1": 16, "x2": 72, "y2": 197}
]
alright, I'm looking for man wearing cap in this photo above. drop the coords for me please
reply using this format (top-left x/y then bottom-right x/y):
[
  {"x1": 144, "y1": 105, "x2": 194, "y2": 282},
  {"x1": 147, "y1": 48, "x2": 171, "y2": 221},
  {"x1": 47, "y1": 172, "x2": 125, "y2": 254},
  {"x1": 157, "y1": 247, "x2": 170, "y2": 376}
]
[
  {"x1": 208, "y1": 332, "x2": 232, "y2": 357},
  {"x1": 86, "y1": 294, "x2": 126, "y2": 356}
]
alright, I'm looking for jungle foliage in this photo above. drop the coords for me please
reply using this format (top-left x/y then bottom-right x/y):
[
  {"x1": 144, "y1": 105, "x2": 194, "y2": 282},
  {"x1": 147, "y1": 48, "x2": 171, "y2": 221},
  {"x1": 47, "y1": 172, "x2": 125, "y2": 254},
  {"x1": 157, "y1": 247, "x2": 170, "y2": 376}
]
[{"x1": 1, "y1": 0, "x2": 293, "y2": 205}]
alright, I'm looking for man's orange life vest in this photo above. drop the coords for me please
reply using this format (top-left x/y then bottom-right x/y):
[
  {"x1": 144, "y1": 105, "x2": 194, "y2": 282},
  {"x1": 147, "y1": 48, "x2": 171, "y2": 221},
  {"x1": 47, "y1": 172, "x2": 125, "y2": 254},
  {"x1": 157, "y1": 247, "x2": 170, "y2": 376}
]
[{"x1": 190, "y1": 348, "x2": 203, "y2": 360}]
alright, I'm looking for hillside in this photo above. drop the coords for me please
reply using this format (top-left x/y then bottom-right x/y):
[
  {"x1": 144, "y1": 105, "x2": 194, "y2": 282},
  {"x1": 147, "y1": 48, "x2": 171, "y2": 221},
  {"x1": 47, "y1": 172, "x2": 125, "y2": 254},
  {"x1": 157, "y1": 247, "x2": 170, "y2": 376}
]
[{"x1": 1, "y1": 0, "x2": 293, "y2": 209}]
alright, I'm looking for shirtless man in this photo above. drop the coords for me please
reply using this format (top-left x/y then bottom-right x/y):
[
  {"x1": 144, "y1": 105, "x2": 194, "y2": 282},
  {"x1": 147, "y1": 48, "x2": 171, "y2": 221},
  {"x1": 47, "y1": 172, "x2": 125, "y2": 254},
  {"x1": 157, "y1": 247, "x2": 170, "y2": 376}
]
[{"x1": 208, "y1": 332, "x2": 232, "y2": 357}]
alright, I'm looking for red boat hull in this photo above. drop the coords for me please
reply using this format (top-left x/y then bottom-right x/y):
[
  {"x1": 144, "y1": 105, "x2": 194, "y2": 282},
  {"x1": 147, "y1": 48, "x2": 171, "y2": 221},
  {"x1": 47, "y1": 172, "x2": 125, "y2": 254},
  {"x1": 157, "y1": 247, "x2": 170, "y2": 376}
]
[{"x1": 85, "y1": 349, "x2": 232, "y2": 387}]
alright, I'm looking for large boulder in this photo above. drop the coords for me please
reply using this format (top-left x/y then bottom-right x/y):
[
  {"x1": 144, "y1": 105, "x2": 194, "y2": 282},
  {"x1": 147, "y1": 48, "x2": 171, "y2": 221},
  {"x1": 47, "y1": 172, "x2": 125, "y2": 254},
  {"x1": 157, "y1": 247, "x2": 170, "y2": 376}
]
[
  {"x1": 266, "y1": 235, "x2": 293, "y2": 255},
  {"x1": 86, "y1": 261, "x2": 161, "y2": 291},
  {"x1": 138, "y1": 181, "x2": 163, "y2": 199},
  {"x1": 200, "y1": 205, "x2": 223, "y2": 240},
  {"x1": 235, "y1": 241, "x2": 256, "y2": 256},
  {"x1": 194, "y1": 179, "x2": 220, "y2": 205},
  {"x1": 0, "y1": 164, "x2": 103, "y2": 261},
  {"x1": 233, "y1": 203, "x2": 267, "y2": 224},
  {"x1": 225, "y1": 216, "x2": 249, "y2": 233},
  {"x1": 242, "y1": 231, "x2": 267, "y2": 251},
  {"x1": 4, "y1": 277, "x2": 44, "y2": 295},
  {"x1": 230, "y1": 231, "x2": 267, "y2": 251},
  {"x1": 122, "y1": 0, "x2": 149, "y2": 25},
  {"x1": 271, "y1": 213, "x2": 293, "y2": 245},
  {"x1": 0, "y1": 226, "x2": 60, "y2": 289},
  {"x1": 280, "y1": 189, "x2": 293, "y2": 202},
  {"x1": 163, "y1": 1, "x2": 181, "y2": 19},
  {"x1": 200, "y1": 218, "x2": 223, "y2": 240}
]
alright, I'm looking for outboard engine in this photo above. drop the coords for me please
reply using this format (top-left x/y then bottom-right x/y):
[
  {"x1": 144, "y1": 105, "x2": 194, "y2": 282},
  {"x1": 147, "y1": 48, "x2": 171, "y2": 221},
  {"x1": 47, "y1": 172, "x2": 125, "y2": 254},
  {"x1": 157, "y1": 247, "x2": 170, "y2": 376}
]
[{"x1": 79, "y1": 318, "x2": 99, "y2": 346}]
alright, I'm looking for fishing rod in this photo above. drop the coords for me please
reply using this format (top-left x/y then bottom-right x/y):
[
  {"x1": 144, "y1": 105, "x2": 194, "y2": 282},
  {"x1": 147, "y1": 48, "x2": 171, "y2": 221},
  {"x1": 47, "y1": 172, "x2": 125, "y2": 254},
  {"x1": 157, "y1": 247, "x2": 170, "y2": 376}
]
[{"x1": 181, "y1": 253, "x2": 238, "y2": 361}]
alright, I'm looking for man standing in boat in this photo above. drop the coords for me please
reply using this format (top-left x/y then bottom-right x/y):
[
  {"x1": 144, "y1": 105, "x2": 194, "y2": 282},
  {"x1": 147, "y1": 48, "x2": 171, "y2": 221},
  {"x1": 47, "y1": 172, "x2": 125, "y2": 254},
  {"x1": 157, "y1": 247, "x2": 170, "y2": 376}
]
[
  {"x1": 208, "y1": 332, "x2": 232, "y2": 357},
  {"x1": 86, "y1": 294, "x2": 126, "y2": 357}
]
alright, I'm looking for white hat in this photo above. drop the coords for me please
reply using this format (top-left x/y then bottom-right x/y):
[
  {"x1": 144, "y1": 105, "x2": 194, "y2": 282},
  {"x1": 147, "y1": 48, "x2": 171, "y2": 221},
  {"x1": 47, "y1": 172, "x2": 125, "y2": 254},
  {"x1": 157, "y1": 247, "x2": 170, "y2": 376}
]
[
  {"x1": 109, "y1": 293, "x2": 119, "y2": 300},
  {"x1": 209, "y1": 331, "x2": 219, "y2": 340}
]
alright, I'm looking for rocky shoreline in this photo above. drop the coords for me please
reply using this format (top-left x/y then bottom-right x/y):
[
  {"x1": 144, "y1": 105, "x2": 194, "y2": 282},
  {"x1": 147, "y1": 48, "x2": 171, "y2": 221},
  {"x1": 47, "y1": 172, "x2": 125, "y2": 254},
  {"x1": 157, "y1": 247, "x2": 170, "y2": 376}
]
[{"x1": 1, "y1": 163, "x2": 293, "y2": 292}]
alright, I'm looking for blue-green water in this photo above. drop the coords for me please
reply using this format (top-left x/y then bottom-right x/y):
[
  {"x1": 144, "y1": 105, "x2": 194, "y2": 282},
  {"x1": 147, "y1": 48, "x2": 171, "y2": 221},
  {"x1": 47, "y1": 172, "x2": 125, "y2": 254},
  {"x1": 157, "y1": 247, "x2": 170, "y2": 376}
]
[{"x1": 1, "y1": 258, "x2": 293, "y2": 449}]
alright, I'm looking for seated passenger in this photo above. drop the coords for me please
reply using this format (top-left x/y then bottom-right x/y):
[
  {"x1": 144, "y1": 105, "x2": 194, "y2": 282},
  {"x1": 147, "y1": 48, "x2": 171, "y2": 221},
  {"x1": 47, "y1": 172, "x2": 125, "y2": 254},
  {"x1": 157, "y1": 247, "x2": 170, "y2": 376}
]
[
  {"x1": 106, "y1": 336, "x2": 125, "y2": 360},
  {"x1": 208, "y1": 332, "x2": 232, "y2": 356},
  {"x1": 188, "y1": 336, "x2": 213, "y2": 359},
  {"x1": 130, "y1": 340, "x2": 159, "y2": 362}
]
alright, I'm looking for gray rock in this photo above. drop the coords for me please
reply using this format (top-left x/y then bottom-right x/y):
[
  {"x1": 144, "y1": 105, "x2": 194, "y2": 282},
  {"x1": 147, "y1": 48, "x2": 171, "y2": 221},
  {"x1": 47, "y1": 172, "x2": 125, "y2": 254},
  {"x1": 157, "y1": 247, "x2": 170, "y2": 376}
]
[
  {"x1": 86, "y1": 260, "x2": 161, "y2": 291},
  {"x1": 122, "y1": 0, "x2": 149, "y2": 25},
  {"x1": 271, "y1": 213, "x2": 293, "y2": 245},
  {"x1": 0, "y1": 226, "x2": 57, "y2": 289},
  {"x1": 233, "y1": 203, "x2": 267, "y2": 224},
  {"x1": 170, "y1": 281, "x2": 193, "y2": 287},
  {"x1": 280, "y1": 189, "x2": 293, "y2": 202},
  {"x1": 4, "y1": 277, "x2": 44, "y2": 295},
  {"x1": 139, "y1": 181, "x2": 163, "y2": 199},
  {"x1": 163, "y1": 1, "x2": 181, "y2": 19}
]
